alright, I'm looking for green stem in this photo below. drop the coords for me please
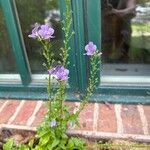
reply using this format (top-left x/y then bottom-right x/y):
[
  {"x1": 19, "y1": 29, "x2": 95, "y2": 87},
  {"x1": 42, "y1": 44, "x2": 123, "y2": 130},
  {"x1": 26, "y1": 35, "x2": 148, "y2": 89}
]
[
  {"x1": 48, "y1": 74, "x2": 51, "y2": 113},
  {"x1": 41, "y1": 40, "x2": 53, "y2": 115},
  {"x1": 62, "y1": 0, "x2": 72, "y2": 67},
  {"x1": 58, "y1": 81, "x2": 66, "y2": 133},
  {"x1": 60, "y1": 82, "x2": 65, "y2": 113},
  {"x1": 76, "y1": 53, "x2": 100, "y2": 116}
]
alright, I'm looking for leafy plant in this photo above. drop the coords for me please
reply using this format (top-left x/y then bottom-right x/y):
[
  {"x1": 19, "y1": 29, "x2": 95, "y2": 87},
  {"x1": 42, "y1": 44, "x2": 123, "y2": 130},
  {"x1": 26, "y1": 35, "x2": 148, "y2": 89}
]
[
  {"x1": 3, "y1": 139, "x2": 30, "y2": 150},
  {"x1": 3, "y1": 0, "x2": 101, "y2": 149}
]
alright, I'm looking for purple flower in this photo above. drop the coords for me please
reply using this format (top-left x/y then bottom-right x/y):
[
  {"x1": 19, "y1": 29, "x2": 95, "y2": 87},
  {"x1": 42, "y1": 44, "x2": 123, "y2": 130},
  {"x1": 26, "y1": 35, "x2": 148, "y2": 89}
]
[
  {"x1": 49, "y1": 119, "x2": 57, "y2": 127},
  {"x1": 38, "y1": 24, "x2": 54, "y2": 40},
  {"x1": 28, "y1": 23, "x2": 40, "y2": 39},
  {"x1": 48, "y1": 67, "x2": 58, "y2": 75},
  {"x1": 85, "y1": 42, "x2": 97, "y2": 56},
  {"x1": 48, "y1": 66, "x2": 69, "y2": 81}
]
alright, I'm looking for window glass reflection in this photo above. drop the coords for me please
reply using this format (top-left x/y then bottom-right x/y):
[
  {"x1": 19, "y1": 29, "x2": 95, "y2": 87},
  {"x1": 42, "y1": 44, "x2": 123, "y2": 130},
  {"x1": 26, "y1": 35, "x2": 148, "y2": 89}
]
[
  {"x1": 0, "y1": 7, "x2": 17, "y2": 74},
  {"x1": 101, "y1": 0, "x2": 150, "y2": 77},
  {"x1": 15, "y1": 0, "x2": 63, "y2": 74}
]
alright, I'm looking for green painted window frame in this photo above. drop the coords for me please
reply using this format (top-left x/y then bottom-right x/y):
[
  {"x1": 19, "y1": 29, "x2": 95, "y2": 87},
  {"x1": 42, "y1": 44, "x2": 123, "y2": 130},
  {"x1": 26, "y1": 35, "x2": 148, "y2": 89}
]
[
  {"x1": 0, "y1": 0, "x2": 87, "y2": 100},
  {"x1": 0, "y1": 0, "x2": 31, "y2": 85}
]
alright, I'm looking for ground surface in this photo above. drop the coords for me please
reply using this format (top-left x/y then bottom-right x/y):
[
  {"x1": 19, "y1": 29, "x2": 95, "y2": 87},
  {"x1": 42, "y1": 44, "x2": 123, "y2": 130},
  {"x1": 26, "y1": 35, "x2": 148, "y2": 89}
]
[{"x1": 0, "y1": 100, "x2": 150, "y2": 142}]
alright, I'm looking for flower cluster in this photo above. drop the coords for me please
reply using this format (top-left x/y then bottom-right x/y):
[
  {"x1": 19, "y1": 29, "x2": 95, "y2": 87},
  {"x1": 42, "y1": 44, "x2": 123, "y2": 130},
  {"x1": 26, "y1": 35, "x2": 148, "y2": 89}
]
[
  {"x1": 48, "y1": 65, "x2": 69, "y2": 81},
  {"x1": 85, "y1": 41, "x2": 97, "y2": 56},
  {"x1": 28, "y1": 23, "x2": 54, "y2": 40},
  {"x1": 49, "y1": 119, "x2": 57, "y2": 127},
  {"x1": 29, "y1": 24, "x2": 99, "y2": 83}
]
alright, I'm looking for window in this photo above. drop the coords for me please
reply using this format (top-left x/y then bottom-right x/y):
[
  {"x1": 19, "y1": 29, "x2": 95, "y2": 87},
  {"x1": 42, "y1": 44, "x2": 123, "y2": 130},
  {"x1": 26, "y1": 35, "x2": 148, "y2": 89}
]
[
  {"x1": 0, "y1": 6, "x2": 21, "y2": 83},
  {"x1": 0, "y1": 0, "x2": 85, "y2": 99},
  {"x1": 84, "y1": 0, "x2": 150, "y2": 103},
  {"x1": 0, "y1": 0, "x2": 149, "y2": 103},
  {"x1": 15, "y1": 0, "x2": 63, "y2": 74},
  {"x1": 101, "y1": 0, "x2": 150, "y2": 85}
]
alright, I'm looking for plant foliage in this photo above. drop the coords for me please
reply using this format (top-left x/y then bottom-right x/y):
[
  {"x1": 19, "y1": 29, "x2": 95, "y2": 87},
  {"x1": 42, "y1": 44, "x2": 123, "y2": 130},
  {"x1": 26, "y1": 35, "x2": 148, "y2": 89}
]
[{"x1": 3, "y1": 0, "x2": 101, "y2": 149}]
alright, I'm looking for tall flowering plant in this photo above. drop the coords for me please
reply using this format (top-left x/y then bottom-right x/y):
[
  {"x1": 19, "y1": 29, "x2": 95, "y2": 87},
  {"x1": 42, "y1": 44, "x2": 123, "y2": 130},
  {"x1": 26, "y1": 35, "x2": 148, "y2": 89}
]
[{"x1": 3, "y1": 0, "x2": 101, "y2": 149}]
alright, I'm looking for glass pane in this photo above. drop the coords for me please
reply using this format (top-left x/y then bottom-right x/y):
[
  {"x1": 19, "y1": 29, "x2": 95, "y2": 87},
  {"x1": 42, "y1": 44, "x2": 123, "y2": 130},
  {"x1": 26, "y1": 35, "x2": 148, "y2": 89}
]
[
  {"x1": 101, "y1": 0, "x2": 150, "y2": 79},
  {"x1": 0, "y1": 7, "x2": 17, "y2": 74},
  {"x1": 15, "y1": 0, "x2": 63, "y2": 74}
]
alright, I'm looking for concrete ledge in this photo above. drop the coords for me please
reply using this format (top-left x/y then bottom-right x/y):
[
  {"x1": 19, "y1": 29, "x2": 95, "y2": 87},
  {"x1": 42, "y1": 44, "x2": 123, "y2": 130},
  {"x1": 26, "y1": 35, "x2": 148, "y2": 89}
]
[{"x1": 1, "y1": 124, "x2": 150, "y2": 143}]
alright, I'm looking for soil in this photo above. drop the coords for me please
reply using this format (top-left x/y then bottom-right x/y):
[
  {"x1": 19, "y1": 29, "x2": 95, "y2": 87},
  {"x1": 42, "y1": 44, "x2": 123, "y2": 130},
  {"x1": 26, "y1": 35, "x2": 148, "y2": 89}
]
[
  {"x1": 0, "y1": 128, "x2": 35, "y2": 149},
  {"x1": 0, "y1": 128, "x2": 150, "y2": 150}
]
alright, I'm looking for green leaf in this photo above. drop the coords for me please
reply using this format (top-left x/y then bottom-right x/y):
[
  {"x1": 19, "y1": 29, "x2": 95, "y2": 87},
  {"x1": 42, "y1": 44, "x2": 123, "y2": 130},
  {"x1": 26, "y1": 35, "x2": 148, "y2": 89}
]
[
  {"x1": 3, "y1": 139, "x2": 14, "y2": 150},
  {"x1": 59, "y1": 141, "x2": 67, "y2": 150},
  {"x1": 38, "y1": 129, "x2": 50, "y2": 138},
  {"x1": 20, "y1": 144, "x2": 29, "y2": 150},
  {"x1": 61, "y1": 133, "x2": 68, "y2": 140},
  {"x1": 49, "y1": 139, "x2": 60, "y2": 149},
  {"x1": 67, "y1": 137, "x2": 87, "y2": 150},
  {"x1": 39, "y1": 133, "x2": 50, "y2": 146},
  {"x1": 35, "y1": 145, "x2": 43, "y2": 150},
  {"x1": 67, "y1": 138, "x2": 74, "y2": 149},
  {"x1": 28, "y1": 138, "x2": 34, "y2": 148}
]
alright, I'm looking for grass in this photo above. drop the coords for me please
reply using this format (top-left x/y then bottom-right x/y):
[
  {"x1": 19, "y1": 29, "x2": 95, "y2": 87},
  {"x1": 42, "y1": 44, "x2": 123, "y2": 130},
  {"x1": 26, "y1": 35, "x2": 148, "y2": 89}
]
[
  {"x1": 97, "y1": 140, "x2": 150, "y2": 150},
  {"x1": 128, "y1": 22, "x2": 150, "y2": 63},
  {"x1": 132, "y1": 23, "x2": 150, "y2": 35}
]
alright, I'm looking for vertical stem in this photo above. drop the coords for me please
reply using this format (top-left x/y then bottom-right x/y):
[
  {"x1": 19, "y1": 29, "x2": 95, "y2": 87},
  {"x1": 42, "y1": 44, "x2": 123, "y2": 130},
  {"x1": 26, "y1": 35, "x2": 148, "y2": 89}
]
[
  {"x1": 76, "y1": 53, "x2": 100, "y2": 116},
  {"x1": 43, "y1": 41, "x2": 52, "y2": 114},
  {"x1": 62, "y1": 0, "x2": 72, "y2": 67},
  {"x1": 48, "y1": 75, "x2": 51, "y2": 113},
  {"x1": 58, "y1": 81, "x2": 65, "y2": 132},
  {"x1": 60, "y1": 81, "x2": 65, "y2": 115}
]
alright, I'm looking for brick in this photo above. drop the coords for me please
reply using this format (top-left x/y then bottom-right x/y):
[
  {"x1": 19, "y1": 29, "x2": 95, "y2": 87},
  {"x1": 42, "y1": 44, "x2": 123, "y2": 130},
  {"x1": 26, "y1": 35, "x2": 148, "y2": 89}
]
[
  {"x1": 1, "y1": 99, "x2": 149, "y2": 138},
  {"x1": 143, "y1": 105, "x2": 150, "y2": 133},
  {"x1": 65, "y1": 102, "x2": 76, "y2": 113},
  {"x1": 0, "y1": 100, "x2": 4, "y2": 106},
  {"x1": 32, "y1": 102, "x2": 76, "y2": 127},
  {"x1": 76, "y1": 103, "x2": 94, "y2": 131},
  {"x1": 32, "y1": 103, "x2": 47, "y2": 127},
  {"x1": 0, "y1": 101, "x2": 20, "y2": 124},
  {"x1": 0, "y1": 101, "x2": 5, "y2": 111},
  {"x1": 97, "y1": 104, "x2": 117, "y2": 133},
  {"x1": 13, "y1": 101, "x2": 37, "y2": 125},
  {"x1": 121, "y1": 105, "x2": 143, "y2": 134}
]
